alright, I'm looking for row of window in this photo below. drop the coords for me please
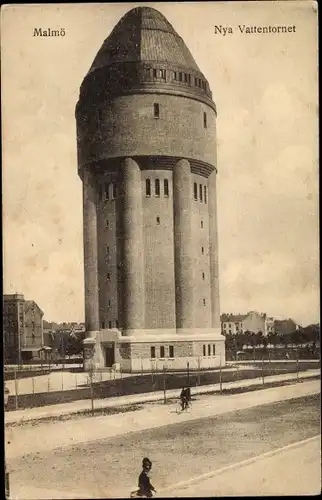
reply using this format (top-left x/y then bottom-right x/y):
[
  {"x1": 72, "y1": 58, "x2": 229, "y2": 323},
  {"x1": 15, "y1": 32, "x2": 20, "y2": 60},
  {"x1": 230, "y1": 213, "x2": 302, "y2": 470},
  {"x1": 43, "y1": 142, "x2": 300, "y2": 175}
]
[
  {"x1": 150, "y1": 345, "x2": 174, "y2": 359},
  {"x1": 144, "y1": 67, "x2": 208, "y2": 93},
  {"x1": 194, "y1": 183, "x2": 207, "y2": 203},
  {"x1": 203, "y1": 344, "x2": 216, "y2": 356},
  {"x1": 99, "y1": 181, "x2": 208, "y2": 202},
  {"x1": 101, "y1": 320, "x2": 118, "y2": 329},
  {"x1": 146, "y1": 178, "x2": 169, "y2": 197},
  {"x1": 99, "y1": 183, "x2": 117, "y2": 201},
  {"x1": 172, "y1": 71, "x2": 208, "y2": 92},
  {"x1": 150, "y1": 344, "x2": 216, "y2": 359}
]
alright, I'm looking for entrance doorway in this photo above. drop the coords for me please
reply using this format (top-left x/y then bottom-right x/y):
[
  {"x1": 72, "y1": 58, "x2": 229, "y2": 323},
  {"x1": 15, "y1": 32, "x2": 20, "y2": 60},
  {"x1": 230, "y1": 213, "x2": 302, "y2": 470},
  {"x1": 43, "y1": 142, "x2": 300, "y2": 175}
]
[{"x1": 104, "y1": 344, "x2": 115, "y2": 367}]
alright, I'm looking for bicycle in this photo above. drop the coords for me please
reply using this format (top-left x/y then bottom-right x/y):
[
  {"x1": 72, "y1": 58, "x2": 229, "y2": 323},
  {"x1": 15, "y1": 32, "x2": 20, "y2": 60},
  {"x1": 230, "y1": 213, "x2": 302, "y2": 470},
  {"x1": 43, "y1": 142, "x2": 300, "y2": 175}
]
[{"x1": 175, "y1": 399, "x2": 192, "y2": 414}]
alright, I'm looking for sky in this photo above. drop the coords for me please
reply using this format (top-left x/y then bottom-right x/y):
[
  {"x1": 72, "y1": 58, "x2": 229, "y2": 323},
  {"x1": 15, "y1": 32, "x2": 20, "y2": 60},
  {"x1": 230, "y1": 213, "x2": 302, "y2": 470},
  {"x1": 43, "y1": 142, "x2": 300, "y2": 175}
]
[{"x1": 2, "y1": 1, "x2": 319, "y2": 326}]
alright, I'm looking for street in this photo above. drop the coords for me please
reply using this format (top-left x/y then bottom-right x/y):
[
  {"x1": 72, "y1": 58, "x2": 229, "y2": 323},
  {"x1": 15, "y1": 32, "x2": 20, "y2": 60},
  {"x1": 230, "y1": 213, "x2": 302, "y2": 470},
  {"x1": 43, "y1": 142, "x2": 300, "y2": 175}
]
[
  {"x1": 8, "y1": 391, "x2": 320, "y2": 498},
  {"x1": 169, "y1": 436, "x2": 321, "y2": 497}
]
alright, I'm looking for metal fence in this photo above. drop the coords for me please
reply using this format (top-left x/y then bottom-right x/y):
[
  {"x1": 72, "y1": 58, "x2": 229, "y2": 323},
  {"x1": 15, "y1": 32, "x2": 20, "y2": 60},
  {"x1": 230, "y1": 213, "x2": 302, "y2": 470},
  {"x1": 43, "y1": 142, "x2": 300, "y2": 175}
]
[{"x1": 4, "y1": 355, "x2": 320, "y2": 412}]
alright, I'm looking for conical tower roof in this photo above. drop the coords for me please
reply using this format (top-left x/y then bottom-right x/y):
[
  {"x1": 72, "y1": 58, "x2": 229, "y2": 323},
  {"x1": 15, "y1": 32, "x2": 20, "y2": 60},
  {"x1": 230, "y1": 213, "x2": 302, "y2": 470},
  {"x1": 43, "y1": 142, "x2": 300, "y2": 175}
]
[
  {"x1": 79, "y1": 7, "x2": 215, "y2": 111},
  {"x1": 87, "y1": 6, "x2": 200, "y2": 75}
]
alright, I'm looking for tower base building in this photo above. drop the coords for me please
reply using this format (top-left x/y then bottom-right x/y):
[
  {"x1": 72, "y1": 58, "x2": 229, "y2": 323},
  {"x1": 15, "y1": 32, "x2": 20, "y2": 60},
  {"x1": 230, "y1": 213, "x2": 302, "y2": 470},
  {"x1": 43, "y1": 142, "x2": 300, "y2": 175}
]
[{"x1": 77, "y1": 7, "x2": 225, "y2": 372}]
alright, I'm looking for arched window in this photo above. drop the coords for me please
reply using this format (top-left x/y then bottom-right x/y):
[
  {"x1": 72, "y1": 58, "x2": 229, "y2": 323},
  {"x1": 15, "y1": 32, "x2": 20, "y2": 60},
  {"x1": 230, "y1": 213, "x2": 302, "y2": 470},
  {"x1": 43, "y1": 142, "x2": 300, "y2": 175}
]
[
  {"x1": 112, "y1": 183, "x2": 117, "y2": 198},
  {"x1": 164, "y1": 179, "x2": 169, "y2": 197},
  {"x1": 146, "y1": 178, "x2": 151, "y2": 197},
  {"x1": 199, "y1": 184, "x2": 203, "y2": 202},
  {"x1": 194, "y1": 182, "x2": 198, "y2": 200},
  {"x1": 203, "y1": 112, "x2": 207, "y2": 128},
  {"x1": 155, "y1": 178, "x2": 160, "y2": 196},
  {"x1": 204, "y1": 186, "x2": 207, "y2": 203}
]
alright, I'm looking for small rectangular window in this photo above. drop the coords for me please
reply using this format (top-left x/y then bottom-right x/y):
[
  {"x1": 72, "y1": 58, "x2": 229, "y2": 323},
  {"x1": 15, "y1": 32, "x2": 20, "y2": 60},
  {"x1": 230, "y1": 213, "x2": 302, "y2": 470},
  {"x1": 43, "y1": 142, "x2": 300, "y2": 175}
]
[
  {"x1": 151, "y1": 346, "x2": 156, "y2": 359},
  {"x1": 179, "y1": 72, "x2": 183, "y2": 82},
  {"x1": 106, "y1": 245, "x2": 110, "y2": 255},
  {"x1": 202, "y1": 272, "x2": 205, "y2": 280},
  {"x1": 109, "y1": 321, "x2": 112, "y2": 329},
  {"x1": 106, "y1": 220, "x2": 109, "y2": 228},
  {"x1": 204, "y1": 186, "x2": 207, "y2": 203},
  {"x1": 155, "y1": 178, "x2": 160, "y2": 196},
  {"x1": 213, "y1": 344, "x2": 216, "y2": 356},
  {"x1": 146, "y1": 178, "x2": 151, "y2": 197},
  {"x1": 105, "y1": 184, "x2": 109, "y2": 200},
  {"x1": 156, "y1": 216, "x2": 160, "y2": 225},
  {"x1": 203, "y1": 344, "x2": 206, "y2": 356},
  {"x1": 194, "y1": 182, "x2": 198, "y2": 200},
  {"x1": 160, "y1": 345, "x2": 165, "y2": 358},
  {"x1": 112, "y1": 183, "x2": 117, "y2": 198},
  {"x1": 199, "y1": 184, "x2": 203, "y2": 202},
  {"x1": 201, "y1": 246, "x2": 204, "y2": 254},
  {"x1": 108, "y1": 299, "x2": 111, "y2": 307},
  {"x1": 164, "y1": 179, "x2": 169, "y2": 197},
  {"x1": 106, "y1": 273, "x2": 110, "y2": 280},
  {"x1": 115, "y1": 320, "x2": 119, "y2": 328},
  {"x1": 201, "y1": 220, "x2": 203, "y2": 228},
  {"x1": 153, "y1": 68, "x2": 157, "y2": 78},
  {"x1": 203, "y1": 298, "x2": 206, "y2": 306},
  {"x1": 101, "y1": 321, "x2": 105, "y2": 329},
  {"x1": 204, "y1": 112, "x2": 207, "y2": 128},
  {"x1": 208, "y1": 344, "x2": 211, "y2": 356},
  {"x1": 154, "y1": 103, "x2": 160, "y2": 119},
  {"x1": 169, "y1": 345, "x2": 174, "y2": 358}
]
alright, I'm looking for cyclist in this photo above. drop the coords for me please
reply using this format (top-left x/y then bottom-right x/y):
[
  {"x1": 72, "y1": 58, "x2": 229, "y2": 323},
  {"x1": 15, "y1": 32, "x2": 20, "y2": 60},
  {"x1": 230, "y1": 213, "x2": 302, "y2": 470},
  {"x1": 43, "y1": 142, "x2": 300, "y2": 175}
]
[{"x1": 137, "y1": 457, "x2": 156, "y2": 498}]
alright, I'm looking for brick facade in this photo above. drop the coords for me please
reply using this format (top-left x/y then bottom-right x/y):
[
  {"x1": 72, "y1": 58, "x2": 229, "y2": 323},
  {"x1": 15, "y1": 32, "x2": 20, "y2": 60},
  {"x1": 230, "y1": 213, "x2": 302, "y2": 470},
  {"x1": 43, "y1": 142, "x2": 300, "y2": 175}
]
[{"x1": 78, "y1": 7, "x2": 225, "y2": 372}]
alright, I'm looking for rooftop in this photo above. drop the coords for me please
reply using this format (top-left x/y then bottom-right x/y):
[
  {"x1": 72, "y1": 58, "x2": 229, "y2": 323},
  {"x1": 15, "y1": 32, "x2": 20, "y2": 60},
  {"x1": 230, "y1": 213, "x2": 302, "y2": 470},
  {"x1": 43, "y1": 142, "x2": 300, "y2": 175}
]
[{"x1": 87, "y1": 7, "x2": 200, "y2": 76}]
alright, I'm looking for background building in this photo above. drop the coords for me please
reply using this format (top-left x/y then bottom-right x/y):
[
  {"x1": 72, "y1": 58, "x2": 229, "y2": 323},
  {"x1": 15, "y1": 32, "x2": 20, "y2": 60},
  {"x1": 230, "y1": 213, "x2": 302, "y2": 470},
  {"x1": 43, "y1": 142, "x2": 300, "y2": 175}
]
[
  {"x1": 221, "y1": 312, "x2": 298, "y2": 337},
  {"x1": 3, "y1": 294, "x2": 50, "y2": 363},
  {"x1": 221, "y1": 311, "x2": 276, "y2": 337},
  {"x1": 76, "y1": 6, "x2": 225, "y2": 371}
]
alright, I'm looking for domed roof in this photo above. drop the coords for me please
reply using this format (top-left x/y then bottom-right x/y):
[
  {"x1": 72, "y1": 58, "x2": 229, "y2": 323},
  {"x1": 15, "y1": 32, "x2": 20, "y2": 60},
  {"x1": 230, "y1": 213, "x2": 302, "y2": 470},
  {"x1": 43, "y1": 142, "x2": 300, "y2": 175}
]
[{"x1": 87, "y1": 7, "x2": 200, "y2": 76}]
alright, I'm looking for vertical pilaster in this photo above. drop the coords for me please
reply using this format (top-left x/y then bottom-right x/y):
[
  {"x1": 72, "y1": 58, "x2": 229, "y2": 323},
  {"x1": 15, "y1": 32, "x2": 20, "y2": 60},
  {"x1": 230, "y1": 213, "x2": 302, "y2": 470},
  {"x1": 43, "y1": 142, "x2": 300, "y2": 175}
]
[
  {"x1": 83, "y1": 168, "x2": 100, "y2": 336},
  {"x1": 173, "y1": 159, "x2": 194, "y2": 329},
  {"x1": 121, "y1": 157, "x2": 145, "y2": 333},
  {"x1": 208, "y1": 170, "x2": 220, "y2": 328}
]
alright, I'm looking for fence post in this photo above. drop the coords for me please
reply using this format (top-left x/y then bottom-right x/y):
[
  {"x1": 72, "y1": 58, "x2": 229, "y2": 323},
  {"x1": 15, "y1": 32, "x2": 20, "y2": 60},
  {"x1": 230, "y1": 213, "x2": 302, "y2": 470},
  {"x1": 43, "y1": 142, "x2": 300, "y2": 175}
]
[
  {"x1": 14, "y1": 367, "x2": 19, "y2": 410},
  {"x1": 197, "y1": 357, "x2": 201, "y2": 386},
  {"x1": 296, "y1": 348, "x2": 299, "y2": 382},
  {"x1": 261, "y1": 357, "x2": 265, "y2": 385},
  {"x1": 187, "y1": 362, "x2": 190, "y2": 387},
  {"x1": 61, "y1": 369, "x2": 64, "y2": 391},
  {"x1": 219, "y1": 353, "x2": 223, "y2": 395},
  {"x1": 163, "y1": 366, "x2": 167, "y2": 404},
  {"x1": 89, "y1": 364, "x2": 95, "y2": 417},
  {"x1": 47, "y1": 374, "x2": 51, "y2": 392},
  {"x1": 253, "y1": 346, "x2": 256, "y2": 362},
  {"x1": 141, "y1": 358, "x2": 143, "y2": 376},
  {"x1": 32, "y1": 376, "x2": 35, "y2": 394},
  {"x1": 75, "y1": 372, "x2": 78, "y2": 390}
]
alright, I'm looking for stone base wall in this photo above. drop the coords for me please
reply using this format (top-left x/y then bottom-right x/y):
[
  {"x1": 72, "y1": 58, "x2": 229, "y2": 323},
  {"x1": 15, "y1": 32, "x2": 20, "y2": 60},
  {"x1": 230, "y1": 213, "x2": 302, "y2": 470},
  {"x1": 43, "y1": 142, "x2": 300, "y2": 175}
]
[{"x1": 83, "y1": 330, "x2": 226, "y2": 372}]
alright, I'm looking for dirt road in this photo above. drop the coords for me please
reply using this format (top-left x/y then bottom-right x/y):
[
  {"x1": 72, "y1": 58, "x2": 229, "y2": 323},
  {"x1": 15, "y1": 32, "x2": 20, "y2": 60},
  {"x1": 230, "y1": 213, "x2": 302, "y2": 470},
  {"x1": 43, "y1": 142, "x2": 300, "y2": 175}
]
[{"x1": 9, "y1": 393, "x2": 320, "y2": 499}]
